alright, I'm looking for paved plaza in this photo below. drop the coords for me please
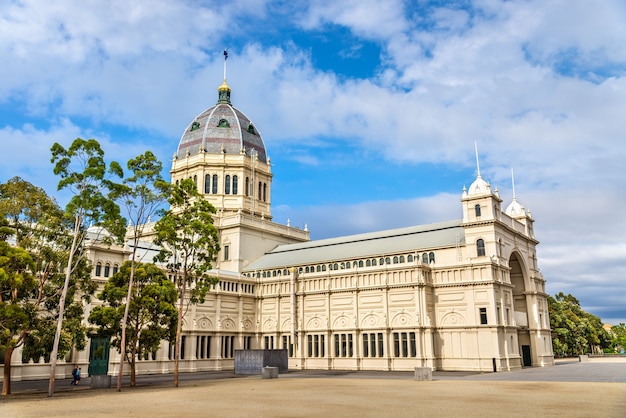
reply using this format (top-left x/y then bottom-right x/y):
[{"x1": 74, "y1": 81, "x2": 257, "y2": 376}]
[{"x1": 1, "y1": 359, "x2": 625, "y2": 417}]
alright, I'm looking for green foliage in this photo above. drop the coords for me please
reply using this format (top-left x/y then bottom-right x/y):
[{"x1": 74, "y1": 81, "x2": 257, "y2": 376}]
[
  {"x1": 153, "y1": 178, "x2": 220, "y2": 304},
  {"x1": 48, "y1": 138, "x2": 125, "y2": 395},
  {"x1": 548, "y1": 292, "x2": 612, "y2": 357},
  {"x1": 50, "y1": 138, "x2": 126, "y2": 243},
  {"x1": 153, "y1": 178, "x2": 219, "y2": 385},
  {"x1": 607, "y1": 323, "x2": 626, "y2": 354},
  {"x1": 89, "y1": 261, "x2": 177, "y2": 363},
  {"x1": 0, "y1": 177, "x2": 96, "y2": 370},
  {"x1": 110, "y1": 151, "x2": 169, "y2": 235}
]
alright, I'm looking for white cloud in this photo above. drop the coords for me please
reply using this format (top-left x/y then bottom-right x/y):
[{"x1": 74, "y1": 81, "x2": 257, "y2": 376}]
[{"x1": 1, "y1": 0, "x2": 626, "y2": 323}]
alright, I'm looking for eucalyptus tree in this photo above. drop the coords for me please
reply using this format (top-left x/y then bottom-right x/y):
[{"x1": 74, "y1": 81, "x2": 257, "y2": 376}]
[
  {"x1": 549, "y1": 292, "x2": 611, "y2": 357},
  {"x1": 109, "y1": 151, "x2": 170, "y2": 391},
  {"x1": 0, "y1": 177, "x2": 95, "y2": 396},
  {"x1": 153, "y1": 178, "x2": 219, "y2": 387},
  {"x1": 0, "y1": 240, "x2": 36, "y2": 395},
  {"x1": 89, "y1": 261, "x2": 177, "y2": 387},
  {"x1": 48, "y1": 138, "x2": 126, "y2": 396}
]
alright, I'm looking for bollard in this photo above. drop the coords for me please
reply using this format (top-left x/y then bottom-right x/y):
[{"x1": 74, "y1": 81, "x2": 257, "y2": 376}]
[
  {"x1": 262, "y1": 366, "x2": 279, "y2": 379},
  {"x1": 414, "y1": 367, "x2": 432, "y2": 381}
]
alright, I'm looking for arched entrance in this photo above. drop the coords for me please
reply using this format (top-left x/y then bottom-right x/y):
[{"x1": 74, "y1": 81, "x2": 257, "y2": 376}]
[{"x1": 509, "y1": 252, "x2": 532, "y2": 367}]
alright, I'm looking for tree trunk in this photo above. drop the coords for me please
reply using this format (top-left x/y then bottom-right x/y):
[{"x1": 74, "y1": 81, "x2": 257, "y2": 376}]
[
  {"x1": 174, "y1": 278, "x2": 186, "y2": 388},
  {"x1": 2, "y1": 347, "x2": 14, "y2": 396},
  {"x1": 130, "y1": 357, "x2": 136, "y2": 387},
  {"x1": 118, "y1": 242, "x2": 139, "y2": 391},
  {"x1": 48, "y1": 213, "x2": 82, "y2": 397}
]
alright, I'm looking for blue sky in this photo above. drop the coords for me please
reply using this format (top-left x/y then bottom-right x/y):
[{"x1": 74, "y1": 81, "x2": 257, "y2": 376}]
[{"x1": 1, "y1": 0, "x2": 625, "y2": 325}]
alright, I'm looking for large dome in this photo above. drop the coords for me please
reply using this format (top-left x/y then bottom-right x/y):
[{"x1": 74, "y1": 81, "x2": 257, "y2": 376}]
[{"x1": 175, "y1": 81, "x2": 267, "y2": 163}]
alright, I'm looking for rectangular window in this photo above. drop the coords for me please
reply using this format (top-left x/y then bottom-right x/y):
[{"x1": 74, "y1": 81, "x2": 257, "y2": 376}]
[
  {"x1": 377, "y1": 333, "x2": 384, "y2": 357},
  {"x1": 224, "y1": 245, "x2": 230, "y2": 261},
  {"x1": 348, "y1": 334, "x2": 353, "y2": 357},
  {"x1": 410, "y1": 332, "x2": 417, "y2": 357},
  {"x1": 480, "y1": 307, "x2": 488, "y2": 325},
  {"x1": 401, "y1": 332, "x2": 408, "y2": 357},
  {"x1": 314, "y1": 335, "x2": 319, "y2": 357},
  {"x1": 265, "y1": 336, "x2": 275, "y2": 350},
  {"x1": 181, "y1": 336, "x2": 186, "y2": 360},
  {"x1": 363, "y1": 334, "x2": 369, "y2": 357},
  {"x1": 207, "y1": 336, "x2": 212, "y2": 358},
  {"x1": 308, "y1": 335, "x2": 313, "y2": 357},
  {"x1": 333, "y1": 333, "x2": 353, "y2": 358},
  {"x1": 393, "y1": 333, "x2": 400, "y2": 357}
]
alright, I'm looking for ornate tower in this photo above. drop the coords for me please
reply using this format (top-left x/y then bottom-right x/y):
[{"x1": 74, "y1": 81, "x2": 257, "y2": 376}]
[
  {"x1": 171, "y1": 77, "x2": 273, "y2": 220},
  {"x1": 170, "y1": 71, "x2": 308, "y2": 273}
]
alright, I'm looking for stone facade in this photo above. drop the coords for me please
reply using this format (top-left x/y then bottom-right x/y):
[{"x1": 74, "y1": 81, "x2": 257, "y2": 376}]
[{"x1": 2, "y1": 79, "x2": 554, "y2": 382}]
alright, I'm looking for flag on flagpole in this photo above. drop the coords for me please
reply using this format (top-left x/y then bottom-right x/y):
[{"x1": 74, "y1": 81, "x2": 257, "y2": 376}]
[{"x1": 224, "y1": 49, "x2": 228, "y2": 60}]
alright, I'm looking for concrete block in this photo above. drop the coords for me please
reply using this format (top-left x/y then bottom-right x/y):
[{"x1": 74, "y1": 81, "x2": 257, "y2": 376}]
[
  {"x1": 414, "y1": 367, "x2": 432, "y2": 381},
  {"x1": 90, "y1": 375, "x2": 112, "y2": 389},
  {"x1": 262, "y1": 367, "x2": 278, "y2": 379},
  {"x1": 579, "y1": 355, "x2": 589, "y2": 362}
]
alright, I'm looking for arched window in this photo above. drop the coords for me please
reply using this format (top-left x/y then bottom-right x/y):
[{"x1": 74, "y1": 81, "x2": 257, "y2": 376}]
[
  {"x1": 204, "y1": 174, "x2": 211, "y2": 194},
  {"x1": 429, "y1": 252, "x2": 435, "y2": 264},
  {"x1": 333, "y1": 263, "x2": 338, "y2": 270},
  {"x1": 112, "y1": 265, "x2": 119, "y2": 275},
  {"x1": 322, "y1": 265, "x2": 326, "y2": 272},
  {"x1": 263, "y1": 183, "x2": 267, "y2": 202},
  {"x1": 95, "y1": 263, "x2": 102, "y2": 276},
  {"x1": 225, "y1": 175, "x2": 231, "y2": 194},
  {"x1": 193, "y1": 175, "x2": 197, "y2": 185},
  {"x1": 477, "y1": 239, "x2": 486, "y2": 257},
  {"x1": 358, "y1": 260, "x2": 363, "y2": 268},
  {"x1": 232, "y1": 175, "x2": 238, "y2": 195},
  {"x1": 366, "y1": 260, "x2": 371, "y2": 267},
  {"x1": 407, "y1": 254, "x2": 413, "y2": 262},
  {"x1": 245, "y1": 177, "x2": 250, "y2": 196},
  {"x1": 175, "y1": 179, "x2": 179, "y2": 186},
  {"x1": 385, "y1": 257, "x2": 391, "y2": 264},
  {"x1": 104, "y1": 264, "x2": 111, "y2": 278},
  {"x1": 328, "y1": 264, "x2": 333, "y2": 271},
  {"x1": 305, "y1": 267, "x2": 310, "y2": 273},
  {"x1": 393, "y1": 256, "x2": 399, "y2": 264},
  {"x1": 399, "y1": 255, "x2": 405, "y2": 263},
  {"x1": 212, "y1": 175, "x2": 218, "y2": 194},
  {"x1": 317, "y1": 266, "x2": 321, "y2": 272},
  {"x1": 422, "y1": 253, "x2": 429, "y2": 264},
  {"x1": 475, "y1": 204, "x2": 482, "y2": 217},
  {"x1": 371, "y1": 259, "x2": 377, "y2": 266}
]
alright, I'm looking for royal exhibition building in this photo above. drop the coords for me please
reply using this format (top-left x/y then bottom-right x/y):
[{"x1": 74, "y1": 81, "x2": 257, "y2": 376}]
[{"x1": 6, "y1": 77, "x2": 555, "y2": 382}]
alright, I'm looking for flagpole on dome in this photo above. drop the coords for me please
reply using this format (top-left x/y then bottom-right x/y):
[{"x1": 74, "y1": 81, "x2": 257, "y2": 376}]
[
  {"x1": 217, "y1": 49, "x2": 231, "y2": 104},
  {"x1": 223, "y1": 49, "x2": 228, "y2": 81}
]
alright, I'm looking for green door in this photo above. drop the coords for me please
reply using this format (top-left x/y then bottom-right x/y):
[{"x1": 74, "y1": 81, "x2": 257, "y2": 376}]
[{"x1": 88, "y1": 337, "x2": 111, "y2": 376}]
